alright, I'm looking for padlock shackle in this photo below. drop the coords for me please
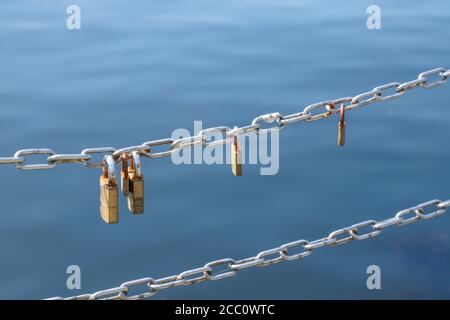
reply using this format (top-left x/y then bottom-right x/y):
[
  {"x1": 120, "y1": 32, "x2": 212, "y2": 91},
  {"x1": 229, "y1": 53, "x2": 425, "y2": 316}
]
[
  {"x1": 233, "y1": 135, "x2": 239, "y2": 148},
  {"x1": 102, "y1": 154, "x2": 117, "y2": 182},
  {"x1": 339, "y1": 103, "x2": 346, "y2": 124},
  {"x1": 121, "y1": 158, "x2": 129, "y2": 174},
  {"x1": 131, "y1": 151, "x2": 142, "y2": 177}
]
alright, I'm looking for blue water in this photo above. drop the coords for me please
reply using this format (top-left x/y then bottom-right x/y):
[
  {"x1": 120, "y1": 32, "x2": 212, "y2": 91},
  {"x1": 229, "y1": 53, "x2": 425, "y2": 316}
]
[{"x1": 0, "y1": 0, "x2": 449, "y2": 299}]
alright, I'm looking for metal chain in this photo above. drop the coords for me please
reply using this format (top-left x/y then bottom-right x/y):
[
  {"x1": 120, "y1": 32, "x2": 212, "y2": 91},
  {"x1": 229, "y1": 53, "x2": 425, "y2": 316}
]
[
  {"x1": 47, "y1": 198, "x2": 450, "y2": 300},
  {"x1": 1, "y1": 67, "x2": 448, "y2": 170}
]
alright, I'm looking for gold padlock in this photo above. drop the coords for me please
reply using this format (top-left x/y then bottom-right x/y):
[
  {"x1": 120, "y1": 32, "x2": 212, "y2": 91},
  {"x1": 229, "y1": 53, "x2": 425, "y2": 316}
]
[
  {"x1": 99, "y1": 154, "x2": 118, "y2": 224},
  {"x1": 120, "y1": 157, "x2": 130, "y2": 196},
  {"x1": 127, "y1": 151, "x2": 144, "y2": 214},
  {"x1": 231, "y1": 135, "x2": 242, "y2": 176},
  {"x1": 337, "y1": 104, "x2": 346, "y2": 147}
]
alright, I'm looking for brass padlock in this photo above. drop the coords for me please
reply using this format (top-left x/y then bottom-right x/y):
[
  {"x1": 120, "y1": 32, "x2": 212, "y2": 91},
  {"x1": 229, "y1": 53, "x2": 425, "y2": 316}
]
[
  {"x1": 127, "y1": 151, "x2": 144, "y2": 214},
  {"x1": 337, "y1": 104, "x2": 346, "y2": 147},
  {"x1": 231, "y1": 135, "x2": 242, "y2": 176},
  {"x1": 120, "y1": 157, "x2": 130, "y2": 196},
  {"x1": 99, "y1": 154, "x2": 118, "y2": 224}
]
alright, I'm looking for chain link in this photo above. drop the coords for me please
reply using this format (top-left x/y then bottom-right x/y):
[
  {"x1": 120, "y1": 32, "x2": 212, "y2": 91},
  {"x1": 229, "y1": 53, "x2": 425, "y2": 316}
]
[
  {"x1": 0, "y1": 67, "x2": 447, "y2": 170},
  {"x1": 47, "y1": 198, "x2": 449, "y2": 300}
]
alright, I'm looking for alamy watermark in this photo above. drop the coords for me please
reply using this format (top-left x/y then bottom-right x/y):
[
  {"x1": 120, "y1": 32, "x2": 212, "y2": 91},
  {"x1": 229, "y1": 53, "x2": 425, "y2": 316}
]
[
  {"x1": 170, "y1": 121, "x2": 280, "y2": 175},
  {"x1": 66, "y1": 265, "x2": 81, "y2": 290},
  {"x1": 366, "y1": 5, "x2": 382, "y2": 30},
  {"x1": 366, "y1": 265, "x2": 381, "y2": 290},
  {"x1": 66, "y1": 5, "x2": 81, "y2": 30}
]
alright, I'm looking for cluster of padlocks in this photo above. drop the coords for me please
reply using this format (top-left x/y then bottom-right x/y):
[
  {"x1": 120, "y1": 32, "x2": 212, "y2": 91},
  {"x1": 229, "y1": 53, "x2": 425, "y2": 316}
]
[
  {"x1": 99, "y1": 152, "x2": 144, "y2": 224},
  {"x1": 98, "y1": 138, "x2": 245, "y2": 224}
]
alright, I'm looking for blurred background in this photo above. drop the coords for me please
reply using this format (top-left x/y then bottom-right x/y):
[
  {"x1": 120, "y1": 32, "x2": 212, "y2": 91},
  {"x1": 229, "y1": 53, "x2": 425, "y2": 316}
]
[{"x1": 0, "y1": 0, "x2": 449, "y2": 299}]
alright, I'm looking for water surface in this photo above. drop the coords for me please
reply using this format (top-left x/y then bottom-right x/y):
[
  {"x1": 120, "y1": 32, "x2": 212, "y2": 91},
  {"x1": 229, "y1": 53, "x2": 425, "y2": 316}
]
[{"x1": 0, "y1": 0, "x2": 449, "y2": 299}]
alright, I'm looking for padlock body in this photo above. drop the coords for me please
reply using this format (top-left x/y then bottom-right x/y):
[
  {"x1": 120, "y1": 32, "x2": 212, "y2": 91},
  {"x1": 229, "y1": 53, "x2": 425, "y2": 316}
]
[
  {"x1": 338, "y1": 121, "x2": 346, "y2": 147},
  {"x1": 121, "y1": 170, "x2": 129, "y2": 196},
  {"x1": 128, "y1": 174, "x2": 144, "y2": 214},
  {"x1": 100, "y1": 176, "x2": 119, "y2": 224},
  {"x1": 231, "y1": 143, "x2": 242, "y2": 176}
]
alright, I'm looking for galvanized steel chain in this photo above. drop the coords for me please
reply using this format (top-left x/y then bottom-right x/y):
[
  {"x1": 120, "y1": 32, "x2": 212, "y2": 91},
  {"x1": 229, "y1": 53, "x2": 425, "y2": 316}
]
[
  {"x1": 47, "y1": 198, "x2": 450, "y2": 300},
  {"x1": 1, "y1": 67, "x2": 448, "y2": 170}
]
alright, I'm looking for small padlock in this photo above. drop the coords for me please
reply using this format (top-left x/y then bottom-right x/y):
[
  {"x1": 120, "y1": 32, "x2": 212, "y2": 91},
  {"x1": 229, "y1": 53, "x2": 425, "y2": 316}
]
[
  {"x1": 337, "y1": 104, "x2": 346, "y2": 147},
  {"x1": 120, "y1": 157, "x2": 130, "y2": 196},
  {"x1": 231, "y1": 135, "x2": 242, "y2": 176},
  {"x1": 127, "y1": 151, "x2": 144, "y2": 214},
  {"x1": 99, "y1": 154, "x2": 119, "y2": 224}
]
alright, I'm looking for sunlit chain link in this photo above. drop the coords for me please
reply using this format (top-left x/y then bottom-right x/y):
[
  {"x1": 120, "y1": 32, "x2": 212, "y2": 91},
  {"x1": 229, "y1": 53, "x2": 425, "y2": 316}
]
[
  {"x1": 46, "y1": 198, "x2": 450, "y2": 300},
  {"x1": 1, "y1": 67, "x2": 447, "y2": 170}
]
